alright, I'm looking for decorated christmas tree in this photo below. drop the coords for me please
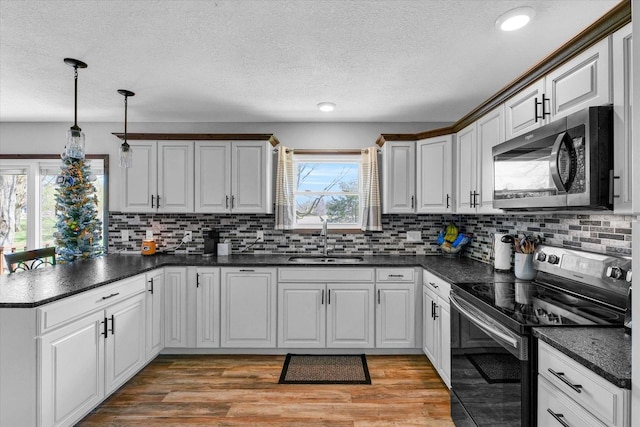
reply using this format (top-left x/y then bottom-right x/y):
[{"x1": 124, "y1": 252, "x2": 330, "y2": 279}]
[{"x1": 54, "y1": 155, "x2": 103, "y2": 263}]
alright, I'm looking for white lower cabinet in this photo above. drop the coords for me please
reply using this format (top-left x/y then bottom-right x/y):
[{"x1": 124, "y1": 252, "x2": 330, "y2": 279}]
[
  {"x1": 326, "y1": 283, "x2": 375, "y2": 348},
  {"x1": 277, "y1": 268, "x2": 378, "y2": 349},
  {"x1": 422, "y1": 269, "x2": 451, "y2": 388},
  {"x1": 537, "y1": 340, "x2": 630, "y2": 427},
  {"x1": 39, "y1": 311, "x2": 106, "y2": 427},
  {"x1": 164, "y1": 267, "x2": 189, "y2": 347},
  {"x1": 195, "y1": 267, "x2": 221, "y2": 347},
  {"x1": 37, "y1": 275, "x2": 147, "y2": 427},
  {"x1": 145, "y1": 269, "x2": 164, "y2": 361},
  {"x1": 221, "y1": 267, "x2": 277, "y2": 347},
  {"x1": 375, "y1": 269, "x2": 416, "y2": 348}
]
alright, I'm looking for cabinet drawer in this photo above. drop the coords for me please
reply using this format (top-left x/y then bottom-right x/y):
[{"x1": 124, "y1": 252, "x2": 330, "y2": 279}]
[
  {"x1": 538, "y1": 341, "x2": 629, "y2": 427},
  {"x1": 422, "y1": 269, "x2": 451, "y2": 300},
  {"x1": 376, "y1": 268, "x2": 415, "y2": 282},
  {"x1": 37, "y1": 274, "x2": 146, "y2": 335},
  {"x1": 279, "y1": 268, "x2": 374, "y2": 283},
  {"x1": 538, "y1": 375, "x2": 606, "y2": 427}
]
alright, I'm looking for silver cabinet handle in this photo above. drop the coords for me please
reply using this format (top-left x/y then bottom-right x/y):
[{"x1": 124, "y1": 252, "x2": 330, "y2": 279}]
[
  {"x1": 231, "y1": 195, "x2": 235, "y2": 208},
  {"x1": 321, "y1": 289, "x2": 325, "y2": 305},
  {"x1": 547, "y1": 369, "x2": 582, "y2": 393},
  {"x1": 226, "y1": 195, "x2": 229, "y2": 208},
  {"x1": 239, "y1": 269, "x2": 254, "y2": 272},
  {"x1": 101, "y1": 292, "x2": 120, "y2": 300},
  {"x1": 411, "y1": 195, "x2": 414, "y2": 209},
  {"x1": 388, "y1": 274, "x2": 404, "y2": 278},
  {"x1": 546, "y1": 409, "x2": 570, "y2": 427},
  {"x1": 377, "y1": 289, "x2": 381, "y2": 304},
  {"x1": 328, "y1": 289, "x2": 331, "y2": 304},
  {"x1": 148, "y1": 278, "x2": 154, "y2": 294},
  {"x1": 196, "y1": 273, "x2": 200, "y2": 288},
  {"x1": 108, "y1": 314, "x2": 115, "y2": 336},
  {"x1": 429, "y1": 281, "x2": 438, "y2": 289},
  {"x1": 151, "y1": 194, "x2": 155, "y2": 208},
  {"x1": 156, "y1": 194, "x2": 160, "y2": 208},
  {"x1": 101, "y1": 318, "x2": 108, "y2": 338},
  {"x1": 446, "y1": 194, "x2": 450, "y2": 209}
]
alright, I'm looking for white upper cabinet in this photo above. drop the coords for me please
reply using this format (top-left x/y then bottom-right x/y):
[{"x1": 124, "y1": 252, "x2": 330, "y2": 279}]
[
  {"x1": 545, "y1": 37, "x2": 611, "y2": 122},
  {"x1": 612, "y1": 23, "x2": 633, "y2": 213},
  {"x1": 122, "y1": 141, "x2": 194, "y2": 213},
  {"x1": 505, "y1": 37, "x2": 611, "y2": 141},
  {"x1": 416, "y1": 135, "x2": 453, "y2": 213},
  {"x1": 476, "y1": 106, "x2": 505, "y2": 213},
  {"x1": 505, "y1": 80, "x2": 546, "y2": 140},
  {"x1": 382, "y1": 141, "x2": 416, "y2": 213},
  {"x1": 455, "y1": 123, "x2": 477, "y2": 213},
  {"x1": 195, "y1": 141, "x2": 273, "y2": 214},
  {"x1": 456, "y1": 106, "x2": 505, "y2": 214}
]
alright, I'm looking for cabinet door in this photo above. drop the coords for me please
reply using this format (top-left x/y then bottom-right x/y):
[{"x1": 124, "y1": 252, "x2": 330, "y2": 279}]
[
  {"x1": 382, "y1": 141, "x2": 416, "y2": 213},
  {"x1": 455, "y1": 123, "x2": 477, "y2": 213},
  {"x1": 157, "y1": 141, "x2": 194, "y2": 213},
  {"x1": 221, "y1": 268, "x2": 277, "y2": 347},
  {"x1": 438, "y1": 298, "x2": 451, "y2": 389},
  {"x1": 546, "y1": 37, "x2": 611, "y2": 122},
  {"x1": 538, "y1": 376, "x2": 607, "y2": 427},
  {"x1": 505, "y1": 80, "x2": 545, "y2": 140},
  {"x1": 613, "y1": 24, "x2": 633, "y2": 213},
  {"x1": 105, "y1": 293, "x2": 146, "y2": 395},
  {"x1": 416, "y1": 136, "x2": 452, "y2": 213},
  {"x1": 195, "y1": 141, "x2": 232, "y2": 213},
  {"x1": 278, "y1": 283, "x2": 326, "y2": 348},
  {"x1": 39, "y1": 311, "x2": 105, "y2": 427},
  {"x1": 196, "y1": 267, "x2": 220, "y2": 348},
  {"x1": 121, "y1": 141, "x2": 157, "y2": 212},
  {"x1": 375, "y1": 283, "x2": 415, "y2": 348},
  {"x1": 164, "y1": 267, "x2": 189, "y2": 348},
  {"x1": 476, "y1": 106, "x2": 505, "y2": 214},
  {"x1": 327, "y1": 283, "x2": 374, "y2": 348},
  {"x1": 145, "y1": 269, "x2": 164, "y2": 361},
  {"x1": 422, "y1": 286, "x2": 438, "y2": 366},
  {"x1": 231, "y1": 141, "x2": 272, "y2": 213}
]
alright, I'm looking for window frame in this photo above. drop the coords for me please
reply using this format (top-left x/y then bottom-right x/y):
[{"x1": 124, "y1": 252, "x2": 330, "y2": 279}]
[
  {"x1": 292, "y1": 153, "x2": 363, "y2": 231},
  {"x1": 0, "y1": 154, "x2": 109, "y2": 251}
]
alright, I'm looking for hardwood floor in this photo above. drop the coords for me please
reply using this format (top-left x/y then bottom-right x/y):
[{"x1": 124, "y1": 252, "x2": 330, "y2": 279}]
[{"x1": 78, "y1": 354, "x2": 454, "y2": 426}]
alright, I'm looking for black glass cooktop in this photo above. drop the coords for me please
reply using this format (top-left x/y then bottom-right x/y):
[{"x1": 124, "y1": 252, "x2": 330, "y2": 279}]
[{"x1": 453, "y1": 281, "x2": 625, "y2": 329}]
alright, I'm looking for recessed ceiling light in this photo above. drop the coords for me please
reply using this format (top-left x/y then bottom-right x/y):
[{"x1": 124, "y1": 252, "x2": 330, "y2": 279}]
[
  {"x1": 317, "y1": 102, "x2": 336, "y2": 112},
  {"x1": 495, "y1": 6, "x2": 535, "y2": 32}
]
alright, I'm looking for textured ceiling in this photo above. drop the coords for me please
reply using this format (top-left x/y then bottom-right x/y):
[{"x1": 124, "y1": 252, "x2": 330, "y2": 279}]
[{"x1": 0, "y1": 0, "x2": 621, "y2": 123}]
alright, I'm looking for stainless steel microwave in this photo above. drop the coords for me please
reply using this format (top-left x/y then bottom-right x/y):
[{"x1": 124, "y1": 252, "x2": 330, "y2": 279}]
[{"x1": 493, "y1": 105, "x2": 613, "y2": 211}]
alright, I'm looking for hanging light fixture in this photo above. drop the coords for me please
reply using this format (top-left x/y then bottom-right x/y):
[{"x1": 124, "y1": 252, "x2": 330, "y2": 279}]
[
  {"x1": 117, "y1": 89, "x2": 135, "y2": 168},
  {"x1": 63, "y1": 58, "x2": 88, "y2": 160}
]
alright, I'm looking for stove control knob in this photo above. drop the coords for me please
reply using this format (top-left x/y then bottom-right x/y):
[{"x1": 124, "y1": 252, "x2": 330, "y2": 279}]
[
  {"x1": 606, "y1": 266, "x2": 624, "y2": 280},
  {"x1": 626, "y1": 270, "x2": 632, "y2": 283},
  {"x1": 547, "y1": 254, "x2": 559, "y2": 264},
  {"x1": 536, "y1": 252, "x2": 547, "y2": 262}
]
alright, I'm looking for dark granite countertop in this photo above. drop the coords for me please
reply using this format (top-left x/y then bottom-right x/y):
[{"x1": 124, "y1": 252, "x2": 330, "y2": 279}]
[
  {"x1": 533, "y1": 327, "x2": 631, "y2": 389},
  {"x1": 0, "y1": 252, "x2": 515, "y2": 308}
]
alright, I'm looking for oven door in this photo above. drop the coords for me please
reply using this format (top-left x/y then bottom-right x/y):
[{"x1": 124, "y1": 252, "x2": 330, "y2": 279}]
[{"x1": 450, "y1": 292, "x2": 532, "y2": 427}]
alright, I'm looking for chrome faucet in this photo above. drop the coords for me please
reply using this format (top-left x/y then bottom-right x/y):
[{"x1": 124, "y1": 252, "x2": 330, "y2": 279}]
[{"x1": 320, "y1": 217, "x2": 328, "y2": 256}]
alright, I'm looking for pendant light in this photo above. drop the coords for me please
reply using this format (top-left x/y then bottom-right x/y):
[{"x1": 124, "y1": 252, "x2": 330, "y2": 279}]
[
  {"x1": 117, "y1": 89, "x2": 135, "y2": 168},
  {"x1": 63, "y1": 58, "x2": 88, "y2": 160}
]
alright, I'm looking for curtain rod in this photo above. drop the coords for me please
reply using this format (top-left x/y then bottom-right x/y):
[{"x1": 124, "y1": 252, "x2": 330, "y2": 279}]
[{"x1": 273, "y1": 148, "x2": 380, "y2": 154}]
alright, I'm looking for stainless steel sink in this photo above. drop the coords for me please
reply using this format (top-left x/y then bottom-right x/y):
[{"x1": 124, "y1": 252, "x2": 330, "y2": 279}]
[{"x1": 287, "y1": 256, "x2": 364, "y2": 264}]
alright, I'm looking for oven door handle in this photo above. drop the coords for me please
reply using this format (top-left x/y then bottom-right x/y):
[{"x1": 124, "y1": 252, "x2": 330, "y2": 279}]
[{"x1": 449, "y1": 293, "x2": 519, "y2": 349}]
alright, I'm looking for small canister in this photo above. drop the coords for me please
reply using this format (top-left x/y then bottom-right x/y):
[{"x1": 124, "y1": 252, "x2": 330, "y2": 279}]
[{"x1": 141, "y1": 239, "x2": 156, "y2": 255}]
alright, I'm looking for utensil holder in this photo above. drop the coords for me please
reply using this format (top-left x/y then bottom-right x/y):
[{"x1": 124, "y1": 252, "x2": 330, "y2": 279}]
[{"x1": 514, "y1": 253, "x2": 535, "y2": 280}]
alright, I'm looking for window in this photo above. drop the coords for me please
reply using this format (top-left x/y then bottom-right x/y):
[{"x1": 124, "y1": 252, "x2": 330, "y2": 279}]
[
  {"x1": 293, "y1": 154, "x2": 361, "y2": 229},
  {"x1": 0, "y1": 156, "x2": 108, "y2": 254}
]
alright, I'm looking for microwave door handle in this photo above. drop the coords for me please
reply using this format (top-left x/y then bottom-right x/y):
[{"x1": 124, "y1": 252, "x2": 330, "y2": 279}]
[{"x1": 549, "y1": 132, "x2": 568, "y2": 193}]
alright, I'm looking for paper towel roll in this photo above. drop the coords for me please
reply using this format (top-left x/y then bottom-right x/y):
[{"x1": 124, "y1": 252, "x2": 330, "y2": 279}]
[{"x1": 494, "y1": 233, "x2": 512, "y2": 271}]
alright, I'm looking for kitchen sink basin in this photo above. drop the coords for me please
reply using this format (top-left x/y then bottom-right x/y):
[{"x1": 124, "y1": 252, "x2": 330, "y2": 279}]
[{"x1": 287, "y1": 256, "x2": 364, "y2": 264}]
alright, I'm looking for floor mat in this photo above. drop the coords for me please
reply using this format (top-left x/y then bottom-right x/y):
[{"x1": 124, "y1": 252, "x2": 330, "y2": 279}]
[{"x1": 278, "y1": 354, "x2": 371, "y2": 384}]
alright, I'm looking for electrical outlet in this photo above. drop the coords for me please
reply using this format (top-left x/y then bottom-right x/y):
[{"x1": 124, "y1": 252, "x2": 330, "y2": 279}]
[
  {"x1": 120, "y1": 230, "x2": 130, "y2": 242},
  {"x1": 183, "y1": 231, "x2": 192, "y2": 243},
  {"x1": 145, "y1": 229, "x2": 154, "y2": 239},
  {"x1": 407, "y1": 231, "x2": 421, "y2": 242},
  {"x1": 256, "y1": 231, "x2": 264, "y2": 242}
]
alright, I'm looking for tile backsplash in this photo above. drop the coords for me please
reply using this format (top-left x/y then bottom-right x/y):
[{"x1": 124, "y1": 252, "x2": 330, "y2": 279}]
[{"x1": 108, "y1": 212, "x2": 633, "y2": 266}]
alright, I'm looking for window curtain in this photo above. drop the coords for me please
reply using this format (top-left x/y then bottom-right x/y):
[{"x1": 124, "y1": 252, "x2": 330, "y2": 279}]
[
  {"x1": 361, "y1": 146, "x2": 382, "y2": 231},
  {"x1": 275, "y1": 146, "x2": 295, "y2": 230}
]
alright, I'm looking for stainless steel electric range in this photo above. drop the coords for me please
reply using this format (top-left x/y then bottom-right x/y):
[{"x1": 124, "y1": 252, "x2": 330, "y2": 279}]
[{"x1": 449, "y1": 245, "x2": 631, "y2": 427}]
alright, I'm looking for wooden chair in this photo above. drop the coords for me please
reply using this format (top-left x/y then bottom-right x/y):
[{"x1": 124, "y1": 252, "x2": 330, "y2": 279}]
[{"x1": 4, "y1": 247, "x2": 56, "y2": 274}]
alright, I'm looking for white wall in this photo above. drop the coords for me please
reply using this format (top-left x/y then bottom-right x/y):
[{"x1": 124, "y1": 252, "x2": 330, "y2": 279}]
[{"x1": 0, "y1": 121, "x2": 449, "y2": 211}]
